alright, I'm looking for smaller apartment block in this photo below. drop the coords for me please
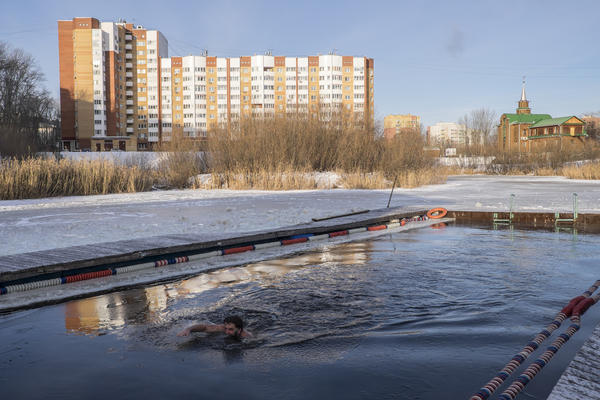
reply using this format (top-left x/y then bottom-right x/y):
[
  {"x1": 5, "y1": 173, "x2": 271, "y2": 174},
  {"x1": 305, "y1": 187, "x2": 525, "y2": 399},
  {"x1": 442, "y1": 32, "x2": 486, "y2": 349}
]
[
  {"x1": 428, "y1": 122, "x2": 469, "y2": 146},
  {"x1": 383, "y1": 114, "x2": 420, "y2": 139},
  {"x1": 58, "y1": 18, "x2": 374, "y2": 151}
]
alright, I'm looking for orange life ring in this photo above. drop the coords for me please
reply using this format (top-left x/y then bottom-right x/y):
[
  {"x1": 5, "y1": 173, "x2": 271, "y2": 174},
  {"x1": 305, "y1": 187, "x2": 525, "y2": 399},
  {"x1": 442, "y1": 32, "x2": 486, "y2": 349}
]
[{"x1": 427, "y1": 207, "x2": 448, "y2": 219}]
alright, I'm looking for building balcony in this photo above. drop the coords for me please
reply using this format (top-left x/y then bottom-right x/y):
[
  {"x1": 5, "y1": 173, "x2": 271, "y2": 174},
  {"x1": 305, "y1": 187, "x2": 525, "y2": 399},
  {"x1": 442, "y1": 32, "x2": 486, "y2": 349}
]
[
  {"x1": 126, "y1": 90, "x2": 133, "y2": 96},
  {"x1": 126, "y1": 72, "x2": 133, "y2": 78},
  {"x1": 126, "y1": 100, "x2": 133, "y2": 105},
  {"x1": 126, "y1": 109, "x2": 134, "y2": 115},
  {"x1": 125, "y1": 62, "x2": 133, "y2": 68},
  {"x1": 125, "y1": 44, "x2": 132, "y2": 50},
  {"x1": 127, "y1": 118, "x2": 134, "y2": 124},
  {"x1": 126, "y1": 81, "x2": 133, "y2": 87},
  {"x1": 125, "y1": 53, "x2": 132, "y2": 59},
  {"x1": 125, "y1": 34, "x2": 132, "y2": 41},
  {"x1": 126, "y1": 127, "x2": 134, "y2": 133}
]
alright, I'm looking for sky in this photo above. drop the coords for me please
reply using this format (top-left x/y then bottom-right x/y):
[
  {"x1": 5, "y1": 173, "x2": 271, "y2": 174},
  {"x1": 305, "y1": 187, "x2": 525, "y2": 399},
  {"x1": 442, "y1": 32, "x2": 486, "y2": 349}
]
[{"x1": 1, "y1": 0, "x2": 599, "y2": 128}]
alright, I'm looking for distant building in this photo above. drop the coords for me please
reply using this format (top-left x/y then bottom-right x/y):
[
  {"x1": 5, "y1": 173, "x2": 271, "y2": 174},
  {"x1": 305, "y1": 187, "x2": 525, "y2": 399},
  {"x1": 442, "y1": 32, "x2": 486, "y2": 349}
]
[
  {"x1": 582, "y1": 115, "x2": 600, "y2": 126},
  {"x1": 497, "y1": 82, "x2": 587, "y2": 153},
  {"x1": 428, "y1": 122, "x2": 469, "y2": 146},
  {"x1": 582, "y1": 115, "x2": 600, "y2": 139},
  {"x1": 58, "y1": 17, "x2": 375, "y2": 152},
  {"x1": 383, "y1": 114, "x2": 420, "y2": 139}
]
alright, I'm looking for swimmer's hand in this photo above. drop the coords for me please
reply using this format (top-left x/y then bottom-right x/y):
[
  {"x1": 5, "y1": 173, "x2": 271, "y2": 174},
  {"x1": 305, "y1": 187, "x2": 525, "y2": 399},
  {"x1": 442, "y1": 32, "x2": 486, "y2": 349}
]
[{"x1": 177, "y1": 327, "x2": 191, "y2": 337}]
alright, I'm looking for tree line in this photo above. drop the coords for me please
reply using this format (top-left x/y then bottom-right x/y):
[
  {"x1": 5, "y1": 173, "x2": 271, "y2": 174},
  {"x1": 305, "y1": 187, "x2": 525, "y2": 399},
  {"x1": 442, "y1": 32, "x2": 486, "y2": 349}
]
[{"x1": 0, "y1": 41, "x2": 58, "y2": 158}]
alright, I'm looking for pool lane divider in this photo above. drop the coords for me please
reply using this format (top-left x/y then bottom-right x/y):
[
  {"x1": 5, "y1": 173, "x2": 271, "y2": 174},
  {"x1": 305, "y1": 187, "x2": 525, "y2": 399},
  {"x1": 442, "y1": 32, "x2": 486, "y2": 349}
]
[
  {"x1": 0, "y1": 213, "x2": 435, "y2": 296},
  {"x1": 471, "y1": 280, "x2": 600, "y2": 400},
  {"x1": 328, "y1": 230, "x2": 349, "y2": 237},
  {"x1": 281, "y1": 237, "x2": 309, "y2": 245},
  {"x1": 222, "y1": 245, "x2": 255, "y2": 255}
]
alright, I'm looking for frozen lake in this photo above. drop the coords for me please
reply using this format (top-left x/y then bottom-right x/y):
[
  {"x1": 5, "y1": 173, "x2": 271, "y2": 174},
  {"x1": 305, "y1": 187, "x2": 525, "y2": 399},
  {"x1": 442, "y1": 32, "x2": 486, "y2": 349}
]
[{"x1": 1, "y1": 175, "x2": 599, "y2": 257}]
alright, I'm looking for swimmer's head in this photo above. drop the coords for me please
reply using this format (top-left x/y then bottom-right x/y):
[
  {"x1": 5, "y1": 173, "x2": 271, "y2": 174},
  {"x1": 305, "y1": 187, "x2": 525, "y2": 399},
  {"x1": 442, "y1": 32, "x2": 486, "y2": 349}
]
[{"x1": 223, "y1": 316, "x2": 244, "y2": 339}]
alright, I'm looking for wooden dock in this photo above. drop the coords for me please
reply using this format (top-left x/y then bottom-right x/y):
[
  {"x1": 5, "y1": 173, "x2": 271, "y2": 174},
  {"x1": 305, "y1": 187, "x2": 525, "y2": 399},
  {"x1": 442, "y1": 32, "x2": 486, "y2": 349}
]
[
  {"x1": 548, "y1": 322, "x2": 600, "y2": 399},
  {"x1": 0, "y1": 206, "x2": 428, "y2": 285}
]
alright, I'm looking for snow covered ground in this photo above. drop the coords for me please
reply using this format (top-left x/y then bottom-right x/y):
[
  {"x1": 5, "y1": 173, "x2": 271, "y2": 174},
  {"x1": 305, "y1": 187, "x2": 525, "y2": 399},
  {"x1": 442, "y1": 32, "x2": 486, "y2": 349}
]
[
  {"x1": 0, "y1": 175, "x2": 599, "y2": 257},
  {"x1": 43, "y1": 151, "x2": 163, "y2": 167}
]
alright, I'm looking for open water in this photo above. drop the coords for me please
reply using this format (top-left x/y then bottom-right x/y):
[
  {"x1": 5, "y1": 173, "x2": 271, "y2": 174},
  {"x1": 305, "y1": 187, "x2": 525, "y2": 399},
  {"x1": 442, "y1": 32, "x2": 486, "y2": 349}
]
[{"x1": 1, "y1": 225, "x2": 599, "y2": 399}]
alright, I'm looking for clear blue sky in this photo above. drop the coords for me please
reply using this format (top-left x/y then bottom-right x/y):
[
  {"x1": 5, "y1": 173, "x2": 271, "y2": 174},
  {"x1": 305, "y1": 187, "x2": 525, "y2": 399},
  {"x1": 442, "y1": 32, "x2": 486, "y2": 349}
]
[{"x1": 1, "y1": 0, "x2": 599, "y2": 128}]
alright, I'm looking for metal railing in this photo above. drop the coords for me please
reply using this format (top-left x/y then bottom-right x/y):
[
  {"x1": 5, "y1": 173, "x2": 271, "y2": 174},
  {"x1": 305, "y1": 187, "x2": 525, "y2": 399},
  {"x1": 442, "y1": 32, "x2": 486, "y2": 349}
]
[{"x1": 493, "y1": 193, "x2": 515, "y2": 226}]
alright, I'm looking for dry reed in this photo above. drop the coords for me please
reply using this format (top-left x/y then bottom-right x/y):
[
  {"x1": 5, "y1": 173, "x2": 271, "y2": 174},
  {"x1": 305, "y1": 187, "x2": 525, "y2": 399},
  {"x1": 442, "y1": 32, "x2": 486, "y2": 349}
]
[
  {"x1": 0, "y1": 113, "x2": 464, "y2": 199},
  {"x1": 192, "y1": 168, "x2": 319, "y2": 190},
  {"x1": 0, "y1": 158, "x2": 153, "y2": 200},
  {"x1": 155, "y1": 132, "x2": 208, "y2": 188},
  {"x1": 487, "y1": 142, "x2": 600, "y2": 175},
  {"x1": 204, "y1": 112, "x2": 442, "y2": 189},
  {"x1": 558, "y1": 162, "x2": 600, "y2": 180}
]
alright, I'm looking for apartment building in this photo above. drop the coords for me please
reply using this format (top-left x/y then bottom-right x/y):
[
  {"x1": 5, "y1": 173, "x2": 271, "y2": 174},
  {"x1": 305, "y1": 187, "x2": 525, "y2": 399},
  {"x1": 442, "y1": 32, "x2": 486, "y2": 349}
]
[
  {"x1": 428, "y1": 122, "x2": 469, "y2": 146},
  {"x1": 58, "y1": 18, "x2": 167, "y2": 151},
  {"x1": 58, "y1": 18, "x2": 374, "y2": 151},
  {"x1": 383, "y1": 114, "x2": 420, "y2": 140}
]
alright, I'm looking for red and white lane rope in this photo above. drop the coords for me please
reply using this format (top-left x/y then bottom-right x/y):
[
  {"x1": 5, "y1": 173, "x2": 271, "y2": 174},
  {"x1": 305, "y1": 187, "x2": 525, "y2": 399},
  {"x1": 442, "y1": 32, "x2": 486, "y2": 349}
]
[{"x1": 471, "y1": 280, "x2": 600, "y2": 400}]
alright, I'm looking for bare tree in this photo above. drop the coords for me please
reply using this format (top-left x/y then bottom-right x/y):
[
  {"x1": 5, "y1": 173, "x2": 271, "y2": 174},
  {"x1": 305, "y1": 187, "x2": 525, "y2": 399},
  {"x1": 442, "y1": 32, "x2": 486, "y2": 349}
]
[
  {"x1": 583, "y1": 111, "x2": 600, "y2": 141},
  {"x1": 0, "y1": 41, "x2": 57, "y2": 157},
  {"x1": 459, "y1": 107, "x2": 497, "y2": 154}
]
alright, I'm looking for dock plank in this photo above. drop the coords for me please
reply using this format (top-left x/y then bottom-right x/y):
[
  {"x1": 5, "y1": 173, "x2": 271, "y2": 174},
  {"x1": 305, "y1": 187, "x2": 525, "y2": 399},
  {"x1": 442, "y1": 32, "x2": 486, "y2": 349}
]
[{"x1": 548, "y1": 322, "x2": 600, "y2": 399}]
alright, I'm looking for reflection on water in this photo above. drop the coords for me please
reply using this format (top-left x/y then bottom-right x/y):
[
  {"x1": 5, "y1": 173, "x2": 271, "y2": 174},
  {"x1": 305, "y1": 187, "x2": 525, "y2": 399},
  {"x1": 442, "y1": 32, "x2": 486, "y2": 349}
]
[
  {"x1": 64, "y1": 241, "x2": 371, "y2": 335},
  {"x1": 65, "y1": 286, "x2": 170, "y2": 334}
]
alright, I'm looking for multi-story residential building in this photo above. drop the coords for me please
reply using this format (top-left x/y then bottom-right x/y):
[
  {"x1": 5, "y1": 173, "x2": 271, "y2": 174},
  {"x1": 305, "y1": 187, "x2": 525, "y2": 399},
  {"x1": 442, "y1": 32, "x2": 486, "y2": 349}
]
[
  {"x1": 428, "y1": 122, "x2": 469, "y2": 146},
  {"x1": 58, "y1": 18, "x2": 374, "y2": 151},
  {"x1": 383, "y1": 114, "x2": 420, "y2": 139},
  {"x1": 58, "y1": 18, "x2": 168, "y2": 151}
]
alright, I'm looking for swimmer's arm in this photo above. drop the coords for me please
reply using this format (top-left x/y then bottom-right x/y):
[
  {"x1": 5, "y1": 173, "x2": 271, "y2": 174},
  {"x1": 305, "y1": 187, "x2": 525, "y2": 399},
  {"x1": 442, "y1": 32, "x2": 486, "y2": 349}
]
[{"x1": 177, "y1": 324, "x2": 224, "y2": 336}]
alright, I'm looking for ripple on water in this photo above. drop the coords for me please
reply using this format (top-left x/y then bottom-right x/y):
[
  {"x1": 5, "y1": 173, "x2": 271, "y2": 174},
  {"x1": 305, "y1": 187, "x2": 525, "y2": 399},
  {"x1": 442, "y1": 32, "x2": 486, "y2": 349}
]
[{"x1": 14, "y1": 226, "x2": 598, "y2": 399}]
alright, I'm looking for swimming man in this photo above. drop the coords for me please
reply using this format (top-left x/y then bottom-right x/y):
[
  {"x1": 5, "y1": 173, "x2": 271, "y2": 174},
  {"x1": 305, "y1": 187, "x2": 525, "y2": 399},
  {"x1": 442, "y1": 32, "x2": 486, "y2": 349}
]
[{"x1": 177, "y1": 315, "x2": 251, "y2": 340}]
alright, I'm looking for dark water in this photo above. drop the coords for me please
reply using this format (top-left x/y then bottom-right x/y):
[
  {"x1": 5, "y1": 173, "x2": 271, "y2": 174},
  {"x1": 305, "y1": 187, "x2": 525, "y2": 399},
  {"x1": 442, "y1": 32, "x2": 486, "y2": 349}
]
[{"x1": 1, "y1": 226, "x2": 599, "y2": 399}]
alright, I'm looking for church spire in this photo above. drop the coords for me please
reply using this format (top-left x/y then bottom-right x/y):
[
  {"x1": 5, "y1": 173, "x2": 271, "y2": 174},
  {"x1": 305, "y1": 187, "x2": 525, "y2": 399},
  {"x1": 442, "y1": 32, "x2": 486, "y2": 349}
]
[{"x1": 517, "y1": 76, "x2": 531, "y2": 114}]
